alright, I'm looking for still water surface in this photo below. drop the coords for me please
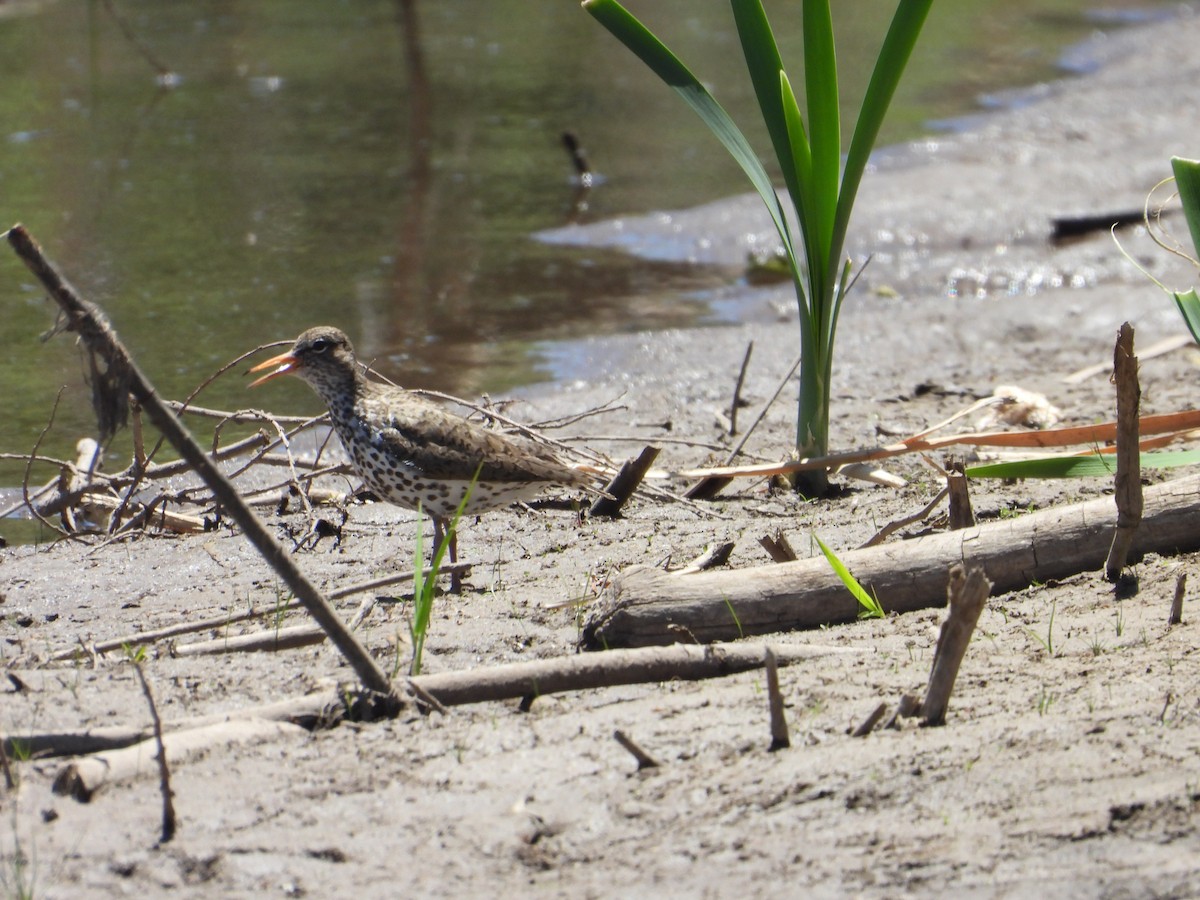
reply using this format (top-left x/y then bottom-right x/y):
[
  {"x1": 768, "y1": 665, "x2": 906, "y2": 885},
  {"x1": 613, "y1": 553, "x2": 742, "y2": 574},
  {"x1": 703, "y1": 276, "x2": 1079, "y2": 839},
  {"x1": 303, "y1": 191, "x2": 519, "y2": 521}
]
[{"x1": 0, "y1": 0, "x2": 1171, "y2": 495}]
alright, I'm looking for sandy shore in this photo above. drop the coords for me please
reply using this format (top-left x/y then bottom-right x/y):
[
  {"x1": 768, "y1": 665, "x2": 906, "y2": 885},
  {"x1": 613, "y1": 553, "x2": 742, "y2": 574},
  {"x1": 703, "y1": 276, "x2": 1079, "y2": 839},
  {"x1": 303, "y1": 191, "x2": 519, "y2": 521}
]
[{"x1": 5, "y1": 9, "x2": 1200, "y2": 897}]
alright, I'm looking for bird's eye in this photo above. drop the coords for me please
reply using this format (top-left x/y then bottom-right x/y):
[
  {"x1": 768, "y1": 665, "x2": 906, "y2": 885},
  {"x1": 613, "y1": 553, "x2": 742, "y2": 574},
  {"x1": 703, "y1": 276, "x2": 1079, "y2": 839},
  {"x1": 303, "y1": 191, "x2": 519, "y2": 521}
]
[{"x1": 311, "y1": 338, "x2": 330, "y2": 354}]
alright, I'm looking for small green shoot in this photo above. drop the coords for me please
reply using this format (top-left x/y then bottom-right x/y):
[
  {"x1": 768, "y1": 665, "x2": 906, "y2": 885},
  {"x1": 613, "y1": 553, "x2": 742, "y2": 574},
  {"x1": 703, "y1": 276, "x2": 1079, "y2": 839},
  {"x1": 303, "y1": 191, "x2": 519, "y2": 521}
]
[
  {"x1": 813, "y1": 533, "x2": 884, "y2": 619},
  {"x1": 722, "y1": 595, "x2": 746, "y2": 639},
  {"x1": 1036, "y1": 686, "x2": 1057, "y2": 717},
  {"x1": 1025, "y1": 600, "x2": 1057, "y2": 657}
]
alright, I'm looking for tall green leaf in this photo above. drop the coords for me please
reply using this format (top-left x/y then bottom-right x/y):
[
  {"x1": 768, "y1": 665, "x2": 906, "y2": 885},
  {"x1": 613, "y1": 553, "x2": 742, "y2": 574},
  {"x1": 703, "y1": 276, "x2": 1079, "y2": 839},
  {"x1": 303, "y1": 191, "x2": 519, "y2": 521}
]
[
  {"x1": 731, "y1": 0, "x2": 803, "y2": 209},
  {"x1": 831, "y1": 0, "x2": 933, "y2": 283},
  {"x1": 802, "y1": 0, "x2": 840, "y2": 287},
  {"x1": 1170, "y1": 156, "x2": 1200, "y2": 262}
]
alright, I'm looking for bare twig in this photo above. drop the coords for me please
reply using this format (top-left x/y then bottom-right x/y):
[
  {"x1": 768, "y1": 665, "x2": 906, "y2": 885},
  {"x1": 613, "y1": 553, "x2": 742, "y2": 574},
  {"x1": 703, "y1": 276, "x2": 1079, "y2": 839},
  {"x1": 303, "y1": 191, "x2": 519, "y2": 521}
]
[
  {"x1": 729, "y1": 341, "x2": 753, "y2": 436},
  {"x1": 860, "y1": 487, "x2": 949, "y2": 548},
  {"x1": 131, "y1": 659, "x2": 177, "y2": 843},
  {"x1": 1105, "y1": 323, "x2": 1142, "y2": 582},
  {"x1": 764, "y1": 647, "x2": 789, "y2": 751},
  {"x1": 613, "y1": 730, "x2": 660, "y2": 770},
  {"x1": 686, "y1": 352, "x2": 803, "y2": 500}
]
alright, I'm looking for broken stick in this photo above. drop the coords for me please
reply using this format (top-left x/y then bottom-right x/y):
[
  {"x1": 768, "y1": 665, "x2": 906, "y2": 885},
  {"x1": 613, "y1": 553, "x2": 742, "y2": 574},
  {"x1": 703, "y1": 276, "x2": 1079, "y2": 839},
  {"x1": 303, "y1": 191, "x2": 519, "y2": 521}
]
[
  {"x1": 920, "y1": 565, "x2": 991, "y2": 726},
  {"x1": 1105, "y1": 322, "x2": 1143, "y2": 582}
]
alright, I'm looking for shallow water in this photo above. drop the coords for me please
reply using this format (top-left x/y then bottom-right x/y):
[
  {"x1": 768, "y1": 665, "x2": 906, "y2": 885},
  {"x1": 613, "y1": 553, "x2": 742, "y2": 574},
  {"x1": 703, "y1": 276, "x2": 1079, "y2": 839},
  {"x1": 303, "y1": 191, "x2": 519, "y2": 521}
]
[{"x1": 0, "y1": 0, "x2": 1170, "y2": 505}]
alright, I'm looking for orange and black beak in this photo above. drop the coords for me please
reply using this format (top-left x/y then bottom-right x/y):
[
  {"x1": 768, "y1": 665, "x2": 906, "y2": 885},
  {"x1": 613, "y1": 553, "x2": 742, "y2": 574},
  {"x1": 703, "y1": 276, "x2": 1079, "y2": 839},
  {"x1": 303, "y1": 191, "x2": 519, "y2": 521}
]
[{"x1": 248, "y1": 351, "x2": 299, "y2": 387}]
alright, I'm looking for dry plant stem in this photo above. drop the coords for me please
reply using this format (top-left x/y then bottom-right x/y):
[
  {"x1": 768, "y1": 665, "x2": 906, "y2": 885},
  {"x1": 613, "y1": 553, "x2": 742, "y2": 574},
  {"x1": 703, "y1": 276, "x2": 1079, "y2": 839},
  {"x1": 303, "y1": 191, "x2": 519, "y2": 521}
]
[
  {"x1": 921, "y1": 565, "x2": 991, "y2": 727},
  {"x1": 584, "y1": 474, "x2": 1200, "y2": 648},
  {"x1": 760, "y1": 531, "x2": 799, "y2": 563},
  {"x1": 132, "y1": 661, "x2": 177, "y2": 843},
  {"x1": 764, "y1": 647, "x2": 790, "y2": 751},
  {"x1": 679, "y1": 408, "x2": 1200, "y2": 480},
  {"x1": 1105, "y1": 323, "x2": 1143, "y2": 582},
  {"x1": 6, "y1": 224, "x2": 397, "y2": 702},
  {"x1": 1170, "y1": 572, "x2": 1186, "y2": 625},
  {"x1": 860, "y1": 486, "x2": 948, "y2": 548},
  {"x1": 729, "y1": 340, "x2": 753, "y2": 436},
  {"x1": 589, "y1": 445, "x2": 660, "y2": 517},
  {"x1": 852, "y1": 702, "x2": 889, "y2": 738},
  {"x1": 613, "y1": 730, "x2": 660, "y2": 770},
  {"x1": 946, "y1": 459, "x2": 975, "y2": 529}
]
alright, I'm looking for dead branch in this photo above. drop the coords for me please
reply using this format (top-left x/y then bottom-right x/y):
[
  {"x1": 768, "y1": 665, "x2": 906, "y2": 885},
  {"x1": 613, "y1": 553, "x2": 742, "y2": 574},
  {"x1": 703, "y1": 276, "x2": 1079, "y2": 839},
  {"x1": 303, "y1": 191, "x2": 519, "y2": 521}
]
[
  {"x1": 51, "y1": 719, "x2": 307, "y2": 802},
  {"x1": 589, "y1": 445, "x2": 660, "y2": 518},
  {"x1": 860, "y1": 487, "x2": 948, "y2": 548},
  {"x1": 171, "y1": 624, "x2": 327, "y2": 656},
  {"x1": 583, "y1": 474, "x2": 1200, "y2": 648},
  {"x1": 1105, "y1": 323, "x2": 1142, "y2": 582},
  {"x1": 45, "y1": 563, "x2": 469, "y2": 662},
  {"x1": 946, "y1": 458, "x2": 975, "y2": 529},
  {"x1": 407, "y1": 640, "x2": 861, "y2": 707},
  {"x1": 921, "y1": 565, "x2": 991, "y2": 726},
  {"x1": 7, "y1": 224, "x2": 397, "y2": 703}
]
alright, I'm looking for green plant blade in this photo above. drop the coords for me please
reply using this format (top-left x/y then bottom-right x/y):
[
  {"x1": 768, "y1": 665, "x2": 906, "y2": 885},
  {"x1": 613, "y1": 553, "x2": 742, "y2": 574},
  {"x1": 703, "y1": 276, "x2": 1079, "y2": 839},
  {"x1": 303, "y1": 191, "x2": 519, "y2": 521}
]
[
  {"x1": 802, "y1": 0, "x2": 839, "y2": 285},
  {"x1": 831, "y1": 0, "x2": 933, "y2": 284},
  {"x1": 1173, "y1": 289, "x2": 1200, "y2": 345},
  {"x1": 814, "y1": 533, "x2": 883, "y2": 617},
  {"x1": 1170, "y1": 156, "x2": 1200, "y2": 262},
  {"x1": 731, "y1": 0, "x2": 804, "y2": 209},
  {"x1": 967, "y1": 448, "x2": 1200, "y2": 480},
  {"x1": 584, "y1": 0, "x2": 796, "y2": 268}
]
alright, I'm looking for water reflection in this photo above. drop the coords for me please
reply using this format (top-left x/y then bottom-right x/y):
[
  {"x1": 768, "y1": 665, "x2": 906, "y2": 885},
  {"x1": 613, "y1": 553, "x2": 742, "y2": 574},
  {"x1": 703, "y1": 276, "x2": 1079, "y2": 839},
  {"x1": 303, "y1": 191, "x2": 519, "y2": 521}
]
[{"x1": 0, "y1": 0, "x2": 1169, "y2": 496}]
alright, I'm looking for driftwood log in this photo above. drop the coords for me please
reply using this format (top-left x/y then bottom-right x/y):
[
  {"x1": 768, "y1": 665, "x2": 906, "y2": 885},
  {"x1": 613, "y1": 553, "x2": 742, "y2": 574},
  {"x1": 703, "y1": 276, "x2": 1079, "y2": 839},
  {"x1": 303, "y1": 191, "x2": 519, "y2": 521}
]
[{"x1": 583, "y1": 474, "x2": 1200, "y2": 649}]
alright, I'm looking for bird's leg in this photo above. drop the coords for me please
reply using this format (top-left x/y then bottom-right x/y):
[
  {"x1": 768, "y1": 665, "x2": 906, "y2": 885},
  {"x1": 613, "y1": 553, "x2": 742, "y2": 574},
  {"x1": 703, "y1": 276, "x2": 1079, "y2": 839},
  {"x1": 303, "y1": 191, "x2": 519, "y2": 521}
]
[{"x1": 432, "y1": 515, "x2": 462, "y2": 593}]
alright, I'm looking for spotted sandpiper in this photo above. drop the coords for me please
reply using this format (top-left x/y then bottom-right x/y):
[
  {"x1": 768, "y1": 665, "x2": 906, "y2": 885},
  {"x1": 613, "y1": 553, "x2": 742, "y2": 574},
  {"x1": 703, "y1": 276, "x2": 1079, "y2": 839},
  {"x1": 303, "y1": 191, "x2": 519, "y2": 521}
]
[{"x1": 249, "y1": 326, "x2": 597, "y2": 585}]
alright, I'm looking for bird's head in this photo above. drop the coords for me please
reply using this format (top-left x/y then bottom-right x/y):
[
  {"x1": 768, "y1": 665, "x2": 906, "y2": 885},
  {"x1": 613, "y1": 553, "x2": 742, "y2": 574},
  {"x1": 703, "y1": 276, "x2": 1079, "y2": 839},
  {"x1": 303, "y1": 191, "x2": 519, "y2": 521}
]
[{"x1": 248, "y1": 326, "x2": 358, "y2": 393}]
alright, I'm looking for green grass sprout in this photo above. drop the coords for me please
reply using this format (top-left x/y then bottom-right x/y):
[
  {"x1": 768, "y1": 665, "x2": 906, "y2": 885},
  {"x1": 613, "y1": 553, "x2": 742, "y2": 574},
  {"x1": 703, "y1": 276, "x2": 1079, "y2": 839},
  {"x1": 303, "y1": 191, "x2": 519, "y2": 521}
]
[{"x1": 814, "y1": 533, "x2": 884, "y2": 619}]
